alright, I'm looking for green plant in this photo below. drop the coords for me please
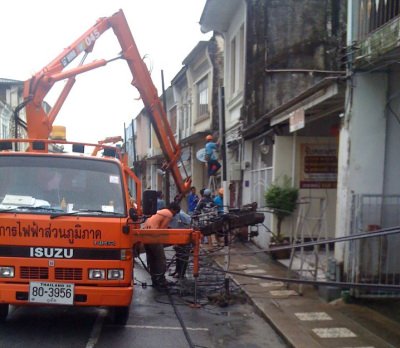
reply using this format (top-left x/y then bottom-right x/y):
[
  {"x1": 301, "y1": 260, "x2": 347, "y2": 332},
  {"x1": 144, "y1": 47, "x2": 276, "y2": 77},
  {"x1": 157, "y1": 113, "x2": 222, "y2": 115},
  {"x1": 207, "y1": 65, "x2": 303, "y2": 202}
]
[{"x1": 265, "y1": 176, "x2": 299, "y2": 243}]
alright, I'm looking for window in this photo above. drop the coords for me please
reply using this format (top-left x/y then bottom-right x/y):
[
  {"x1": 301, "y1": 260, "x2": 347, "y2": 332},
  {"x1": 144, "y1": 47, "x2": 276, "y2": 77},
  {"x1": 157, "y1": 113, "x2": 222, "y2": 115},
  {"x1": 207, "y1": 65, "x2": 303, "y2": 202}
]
[
  {"x1": 197, "y1": 77, "x2": 209, "y2": 118},
  {"x1": 230, "y1": 25, "x2": 245, "y2": 96},
  {"x1": 1, "y1": 124, "x2": 7, "y2": 139},
  {"x1": 169, "y1": 106, "x2": 177, "y2": 135},
  {"x1": 148, "y1": 119, "x2": 152, "y2": 148},
  {"x1": 0, "y1": 156, "x2": 126, "y2": 215},
  {"x1": 230, "y1": 37, "x2": 236, "y2": 95},
  {"x1": 250, "y1": 137, "x2": 273, "y2": 208},
  {"x1": 0, "y1": 110, "x2": 9, "y2": 139},
  {"x1": 180, "y1": 103, "x2": 189, "y2": 138},
  {"x1": 239, "y1": 25, "x2": 245, "y2": 89},
  {"x1": 178, "y1": 89, "x2": 191, "y2": 139}
]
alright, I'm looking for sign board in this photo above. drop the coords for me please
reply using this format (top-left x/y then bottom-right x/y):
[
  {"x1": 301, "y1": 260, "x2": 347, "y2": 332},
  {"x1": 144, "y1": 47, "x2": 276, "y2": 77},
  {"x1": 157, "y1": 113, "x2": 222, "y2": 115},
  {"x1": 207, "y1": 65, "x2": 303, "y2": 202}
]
[
  {"x1": 289, "y1": 108, "x2": 305, "y2": 132},
  {"x1": 300, "y1": 143, "x2": 337, "y2": 189}
]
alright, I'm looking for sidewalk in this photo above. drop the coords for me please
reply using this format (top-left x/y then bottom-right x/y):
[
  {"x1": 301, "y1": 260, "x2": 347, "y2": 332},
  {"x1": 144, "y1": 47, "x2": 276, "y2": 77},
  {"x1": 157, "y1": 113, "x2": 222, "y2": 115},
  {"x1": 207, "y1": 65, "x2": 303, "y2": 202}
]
[{"x1": 213, "y1": 241, "x2": 400, "y2": 348}]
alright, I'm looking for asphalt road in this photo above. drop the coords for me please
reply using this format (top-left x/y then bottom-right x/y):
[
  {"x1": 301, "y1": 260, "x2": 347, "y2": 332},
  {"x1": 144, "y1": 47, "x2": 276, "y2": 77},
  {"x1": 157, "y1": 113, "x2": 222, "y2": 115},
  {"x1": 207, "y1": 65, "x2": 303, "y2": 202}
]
[{"x1": 0, "y1": 254, "x2": 287, "y2": 348}]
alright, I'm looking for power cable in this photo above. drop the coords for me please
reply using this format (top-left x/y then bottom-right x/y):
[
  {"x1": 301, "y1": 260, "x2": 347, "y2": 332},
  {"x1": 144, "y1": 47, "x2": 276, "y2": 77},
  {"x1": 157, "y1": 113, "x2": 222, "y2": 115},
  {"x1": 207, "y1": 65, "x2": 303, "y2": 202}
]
[{"x1": 166, "y1": 287, "x2": 195, "y2": 348}]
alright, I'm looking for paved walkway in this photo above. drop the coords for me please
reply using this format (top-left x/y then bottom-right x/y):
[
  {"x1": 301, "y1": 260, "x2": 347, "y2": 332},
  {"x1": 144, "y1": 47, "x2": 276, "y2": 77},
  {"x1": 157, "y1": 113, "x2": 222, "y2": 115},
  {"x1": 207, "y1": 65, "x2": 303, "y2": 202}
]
[{"x1": 211, "y1": 241, "x2": 400, "y2": 348}]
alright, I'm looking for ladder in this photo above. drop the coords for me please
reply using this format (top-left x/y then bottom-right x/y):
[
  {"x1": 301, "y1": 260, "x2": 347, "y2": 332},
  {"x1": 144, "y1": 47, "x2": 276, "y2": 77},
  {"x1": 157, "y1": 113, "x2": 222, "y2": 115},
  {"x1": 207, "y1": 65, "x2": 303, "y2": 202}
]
[
  {"x1": 287, "y1": 197, "x2": 329, "y2": 294},
  {"x1": 208, "y1": 175, "x2": 217, "y2": 193}
]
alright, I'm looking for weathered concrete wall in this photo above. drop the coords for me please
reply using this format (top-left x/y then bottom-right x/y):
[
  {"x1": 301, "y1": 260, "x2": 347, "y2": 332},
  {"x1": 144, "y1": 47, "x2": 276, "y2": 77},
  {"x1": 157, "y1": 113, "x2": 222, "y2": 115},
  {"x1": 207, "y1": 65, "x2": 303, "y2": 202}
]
[
  {"x1": 243, "y1": 0, "x2": 346, "y2": 129},
  {"x1": 384, "y1": 64, "x2": 400, "y2": 196},
  {"x1": 348, "y1": 73, "x2": 387, "y2": 195}
]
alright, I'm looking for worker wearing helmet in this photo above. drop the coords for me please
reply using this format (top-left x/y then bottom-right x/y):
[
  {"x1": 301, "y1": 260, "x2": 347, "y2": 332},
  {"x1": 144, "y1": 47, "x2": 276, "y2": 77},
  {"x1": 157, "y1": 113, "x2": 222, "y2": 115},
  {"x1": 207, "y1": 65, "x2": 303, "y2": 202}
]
[
  {"x1": 214, "y1": 188, "x2": 224, "y2": 214},
  {"x1": 193, "y1": 188, "x2": 215, "y2": 215},
  {"x1": 204, "y1": 135, "x2": 221, "y2": 176}
]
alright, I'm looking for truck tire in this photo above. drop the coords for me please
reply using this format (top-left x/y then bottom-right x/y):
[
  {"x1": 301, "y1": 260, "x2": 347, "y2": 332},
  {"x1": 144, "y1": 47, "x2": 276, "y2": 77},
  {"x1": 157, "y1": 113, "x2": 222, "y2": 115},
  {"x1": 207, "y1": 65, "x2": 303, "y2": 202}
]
[
  {"x1": 112, "y1": 306, "x2": 130, "y2": 325},
  {"x1": 0, "y1": 304, "x2": 9, "y2": 322}
]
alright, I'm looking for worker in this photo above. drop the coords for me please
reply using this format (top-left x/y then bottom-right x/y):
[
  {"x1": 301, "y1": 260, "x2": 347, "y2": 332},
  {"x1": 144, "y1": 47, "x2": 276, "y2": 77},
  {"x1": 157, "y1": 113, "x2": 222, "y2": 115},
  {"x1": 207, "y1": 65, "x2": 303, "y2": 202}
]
[
  {"x1": 194, "y1": 188, "x2": 215, "y2": 214},
  {"x1": 169, "y1": 208, "x2": 192, "y2": 279},
  {"x1": 199, "y1": 188, "x2": 205, "y2": 198},
  {"x1": 143, "y1": 202, "x2": 181, "y2": 289},
  {"x1": 187, "y1": 186, "x2": 199, "y2": 215},
  {"x1": 214, "y1": 188, "x2": 224, "y2": 214},
  {"x1": 204, "y1": 135, "x2": 221, "y2": 176}
]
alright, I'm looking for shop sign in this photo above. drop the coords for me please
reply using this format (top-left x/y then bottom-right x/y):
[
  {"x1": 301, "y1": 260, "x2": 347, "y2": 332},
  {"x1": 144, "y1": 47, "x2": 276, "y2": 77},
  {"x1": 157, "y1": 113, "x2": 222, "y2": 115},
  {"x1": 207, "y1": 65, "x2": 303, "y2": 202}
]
[{"x1": 300, "y1": 143, "x2": 337, "y2": 189}]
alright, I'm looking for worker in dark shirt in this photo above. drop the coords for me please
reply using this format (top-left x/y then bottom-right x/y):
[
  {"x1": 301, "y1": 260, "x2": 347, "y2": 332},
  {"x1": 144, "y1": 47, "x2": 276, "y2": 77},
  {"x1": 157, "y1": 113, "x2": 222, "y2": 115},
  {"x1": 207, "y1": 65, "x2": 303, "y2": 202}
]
[
  {"x1": 194, "y1": 188, "x2": 215, "y2": 214},
  {"x1": 187, "y1": 186, "x2": 199, "y2": 215},
  {"x1": 143, "y1": 202, "x2": 180, "y2": 288}
]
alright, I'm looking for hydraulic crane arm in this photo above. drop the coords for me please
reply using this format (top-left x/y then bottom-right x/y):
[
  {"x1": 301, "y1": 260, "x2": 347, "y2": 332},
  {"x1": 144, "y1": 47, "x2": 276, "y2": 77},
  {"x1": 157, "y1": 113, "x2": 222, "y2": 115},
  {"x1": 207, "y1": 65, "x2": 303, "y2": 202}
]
[{"x1": 23, "y1": 9, "x2": 191, "y2": 195}]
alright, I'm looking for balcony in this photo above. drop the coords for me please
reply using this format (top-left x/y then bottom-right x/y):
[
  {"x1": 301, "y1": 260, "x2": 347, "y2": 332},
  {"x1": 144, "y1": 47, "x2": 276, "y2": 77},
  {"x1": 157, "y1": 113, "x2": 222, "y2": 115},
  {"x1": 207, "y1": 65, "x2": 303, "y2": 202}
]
[
  {"x1": 357, "y1": 0, "x2": 400, "y2": 41},
  {"x1": 354, "y1": 1, "x2": 400, "y2": 68}
]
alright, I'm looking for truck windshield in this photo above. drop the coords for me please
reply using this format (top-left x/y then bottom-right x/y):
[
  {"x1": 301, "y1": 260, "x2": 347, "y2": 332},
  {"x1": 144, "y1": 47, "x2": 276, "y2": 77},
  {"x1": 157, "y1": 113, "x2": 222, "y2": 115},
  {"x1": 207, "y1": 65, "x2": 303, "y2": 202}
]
[{"x1": 0, "y1": 155, "x2": 126, "y2": 216}]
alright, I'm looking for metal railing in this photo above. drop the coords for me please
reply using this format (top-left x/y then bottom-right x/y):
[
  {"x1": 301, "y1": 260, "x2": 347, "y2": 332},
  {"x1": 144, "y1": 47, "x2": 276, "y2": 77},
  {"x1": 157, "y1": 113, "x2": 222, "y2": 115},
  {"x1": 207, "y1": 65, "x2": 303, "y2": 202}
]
[
  {"x1": 243, "y1": 194, "x2": 400, "y2": 297},
  {"x1": 347, "y1": 194, "x2": 400, "y2": 297},
  {"x1": 357, "y1": 0, "x2": 400, "y2": 40}
]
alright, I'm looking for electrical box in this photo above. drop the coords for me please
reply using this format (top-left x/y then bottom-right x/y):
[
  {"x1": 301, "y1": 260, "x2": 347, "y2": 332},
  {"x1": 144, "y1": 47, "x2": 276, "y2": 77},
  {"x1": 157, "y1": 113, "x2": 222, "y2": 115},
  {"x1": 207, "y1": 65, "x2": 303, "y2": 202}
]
[
  {"x1": 229, "y1": 162, "x2": 241, "y2": 181},
  {"x1": 241, "y1": 161, "x2": 251, "y2": 170}
]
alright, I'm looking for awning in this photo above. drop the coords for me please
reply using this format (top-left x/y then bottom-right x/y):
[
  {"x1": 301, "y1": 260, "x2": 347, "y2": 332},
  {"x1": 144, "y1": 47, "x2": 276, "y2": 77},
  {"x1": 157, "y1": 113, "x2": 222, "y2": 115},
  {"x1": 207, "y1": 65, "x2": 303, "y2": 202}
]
[
  {"x1": 242, "y1": 78, "x2": 345, "y2": 139},
  {"x1": 180, "y1": 131, "x2": 209, "y2": 145}
]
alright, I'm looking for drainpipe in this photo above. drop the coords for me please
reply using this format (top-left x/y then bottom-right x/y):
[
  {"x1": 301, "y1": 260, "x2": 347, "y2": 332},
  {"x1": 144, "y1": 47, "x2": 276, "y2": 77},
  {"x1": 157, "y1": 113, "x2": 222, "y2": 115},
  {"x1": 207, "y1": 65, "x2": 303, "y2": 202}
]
[
  {"x1": 291, "y1": 132, "x2": 297, "y2": 186},
  {"x1": 131, "y1": 119, "x2": 136, "y2": 169},
  {"x1": 161, "y1": 70, "x2": 170, "y2": 204},
  {"x1": 218, "y1": 86, "x2": 227, "y2": 208},
  {"x1": 218, "y1": 85, "x2": 231, "y2": 296}
]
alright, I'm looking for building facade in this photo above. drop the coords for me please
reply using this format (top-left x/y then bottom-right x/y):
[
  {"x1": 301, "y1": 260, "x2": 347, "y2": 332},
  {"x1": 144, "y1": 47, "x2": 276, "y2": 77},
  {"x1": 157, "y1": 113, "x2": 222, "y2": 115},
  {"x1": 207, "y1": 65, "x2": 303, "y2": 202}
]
[
  {"x1": 336, "y1": 0, "x2": 400, "y2": 293},
  {"x1": 200, "y1": 0, "x2": 347, "y2": 249},
  {"x1": 200, "y1": 0, "x2": 245, "y2": 208},
  {"x1": 0, "y1": 78, "x2": 25, "y2": 139},
  {"x1": 126, "y1": 36, "x2": 223, "y2": 208}
]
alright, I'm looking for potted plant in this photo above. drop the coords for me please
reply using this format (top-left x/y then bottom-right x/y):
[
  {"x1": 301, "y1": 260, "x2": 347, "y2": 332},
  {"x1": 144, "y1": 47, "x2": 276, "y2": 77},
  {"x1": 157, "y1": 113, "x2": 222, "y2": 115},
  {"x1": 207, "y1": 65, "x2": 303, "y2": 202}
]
[{"x1": 265, "y1": 176, "x2": 299, "y2": 259}]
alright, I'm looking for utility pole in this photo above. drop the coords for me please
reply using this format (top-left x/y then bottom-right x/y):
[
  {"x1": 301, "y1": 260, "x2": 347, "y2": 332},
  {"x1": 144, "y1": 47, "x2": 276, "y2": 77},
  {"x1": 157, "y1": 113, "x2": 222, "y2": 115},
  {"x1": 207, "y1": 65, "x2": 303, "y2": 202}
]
[{"x1": 161, "y1": 70, "x2": 170, "y2": 203}]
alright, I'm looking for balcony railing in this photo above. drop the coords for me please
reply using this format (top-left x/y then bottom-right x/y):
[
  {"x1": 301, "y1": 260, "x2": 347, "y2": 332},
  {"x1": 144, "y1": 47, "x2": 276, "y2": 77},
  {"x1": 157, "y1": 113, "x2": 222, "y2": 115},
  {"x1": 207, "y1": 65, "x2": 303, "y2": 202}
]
[{"x1": 357, "y1": 0, "x2": 400, "y2": 40}]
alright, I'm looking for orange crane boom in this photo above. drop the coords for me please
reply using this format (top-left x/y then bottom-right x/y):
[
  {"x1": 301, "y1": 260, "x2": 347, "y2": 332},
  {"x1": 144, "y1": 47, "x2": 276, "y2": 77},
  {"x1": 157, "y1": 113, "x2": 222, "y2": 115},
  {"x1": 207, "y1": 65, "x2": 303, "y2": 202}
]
[{"x1": 23, "y1": 9, "x2": 191, "y2": 196}]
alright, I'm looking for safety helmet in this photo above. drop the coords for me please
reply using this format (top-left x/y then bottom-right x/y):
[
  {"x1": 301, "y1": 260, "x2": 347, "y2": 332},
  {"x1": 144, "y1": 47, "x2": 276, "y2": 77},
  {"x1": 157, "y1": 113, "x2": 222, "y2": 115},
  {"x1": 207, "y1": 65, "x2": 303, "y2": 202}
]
[
  {"x1": 205, "y1": 135, "x2": 213, "y2": 141},
  {"x1": 203, "y1": 188, "x2": 212, "y2": 196},
  {"x1": 218, "y1": 188, "x2": 224, "y2": 195}
]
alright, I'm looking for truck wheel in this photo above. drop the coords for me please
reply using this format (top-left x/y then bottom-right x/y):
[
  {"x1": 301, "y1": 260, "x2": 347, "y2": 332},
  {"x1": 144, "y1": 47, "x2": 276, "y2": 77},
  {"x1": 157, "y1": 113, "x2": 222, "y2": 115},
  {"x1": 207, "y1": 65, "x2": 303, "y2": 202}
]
[
  {"x1": 112, "y1": 306, "x2": 130, "y2": 325},
  {"x1": 0, "y1": 304, "x2": 9, "y2": 322}
]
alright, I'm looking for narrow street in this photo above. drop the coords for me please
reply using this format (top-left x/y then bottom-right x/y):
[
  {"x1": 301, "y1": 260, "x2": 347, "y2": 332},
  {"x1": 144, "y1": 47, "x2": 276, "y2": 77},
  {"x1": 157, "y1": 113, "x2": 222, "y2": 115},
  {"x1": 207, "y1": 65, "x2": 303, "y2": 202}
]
[
  {"x1": 0, "y1": 253, "x2": 287, "y2": 348},
  {"x1": 1, "y1": 0, "x2": 400, "y2": 347}
]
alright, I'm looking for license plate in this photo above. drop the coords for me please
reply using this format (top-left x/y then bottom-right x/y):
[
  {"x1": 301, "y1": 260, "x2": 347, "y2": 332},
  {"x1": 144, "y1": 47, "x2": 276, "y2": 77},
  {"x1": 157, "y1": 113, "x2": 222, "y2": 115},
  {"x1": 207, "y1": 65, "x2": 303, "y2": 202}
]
[{"x1": 29, "y1": 281, "x2": 74, "y2": 305}]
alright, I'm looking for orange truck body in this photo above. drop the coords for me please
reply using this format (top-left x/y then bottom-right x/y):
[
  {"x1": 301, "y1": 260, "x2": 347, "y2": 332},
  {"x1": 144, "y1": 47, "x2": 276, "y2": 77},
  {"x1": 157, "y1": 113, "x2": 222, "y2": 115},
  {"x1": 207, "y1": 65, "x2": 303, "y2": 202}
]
[{"x1": 0, "y1": 9, "x2": 197, "y2": 324}]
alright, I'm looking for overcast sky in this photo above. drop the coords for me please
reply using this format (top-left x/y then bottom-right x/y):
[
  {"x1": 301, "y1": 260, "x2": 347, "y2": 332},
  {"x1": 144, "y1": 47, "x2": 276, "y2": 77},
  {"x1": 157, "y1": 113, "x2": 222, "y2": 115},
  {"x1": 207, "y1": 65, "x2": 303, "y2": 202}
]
[{"x1": 0, "y1": 0, "x2": 210, "y2": 143}]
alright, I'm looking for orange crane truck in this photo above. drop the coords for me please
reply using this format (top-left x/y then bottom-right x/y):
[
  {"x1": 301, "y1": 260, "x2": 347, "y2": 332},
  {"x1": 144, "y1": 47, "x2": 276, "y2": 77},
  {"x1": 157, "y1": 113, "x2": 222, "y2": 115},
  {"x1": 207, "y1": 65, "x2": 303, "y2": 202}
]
[{"x1": 0, "y1": 9, "x2": 198, "y2": 325}]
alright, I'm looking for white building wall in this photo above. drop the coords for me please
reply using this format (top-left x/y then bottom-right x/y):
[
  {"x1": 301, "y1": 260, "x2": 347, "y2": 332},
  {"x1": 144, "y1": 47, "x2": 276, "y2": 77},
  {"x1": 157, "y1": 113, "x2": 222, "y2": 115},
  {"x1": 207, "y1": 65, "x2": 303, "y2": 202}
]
[
  {"x1": 271, "y1": 136, "x2": 297, "y2": 243},
  {"x1": 335, "y1": 72, "x2": 388, "y2": 264},
  {"x1": 271, "y1": 136, "x2": 338, "y2": 247},
  {"x1": 384, "y1": 68, "x2": 400, "y2": 195},
  {"x1": 224, "y1": 1, "x2": 246, "y2": 125},
  {"x1": 348, "y1": 73, "x2": 387, "y2": 195},
  {"x1": 335, "y1": 122, "x2": 351, "y2": 263},
  {"x1": 223, "y1": 1, "x2": 246, "y2": 208}
]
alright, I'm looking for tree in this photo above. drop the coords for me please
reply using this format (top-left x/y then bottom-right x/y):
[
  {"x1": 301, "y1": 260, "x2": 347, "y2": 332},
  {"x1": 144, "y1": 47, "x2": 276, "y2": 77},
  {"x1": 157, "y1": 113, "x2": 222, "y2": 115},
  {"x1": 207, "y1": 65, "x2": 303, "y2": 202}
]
[{"x1": 265, "y1": 176, "x2": 298, "y2": 243}]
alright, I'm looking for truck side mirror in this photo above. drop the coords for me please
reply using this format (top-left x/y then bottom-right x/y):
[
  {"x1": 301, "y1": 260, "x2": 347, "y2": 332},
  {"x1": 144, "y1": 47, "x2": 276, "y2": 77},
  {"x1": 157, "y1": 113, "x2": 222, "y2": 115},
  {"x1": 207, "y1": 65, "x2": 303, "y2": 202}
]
[{"x1": 142, "y1": 190, "x2": 157, "y2": 215}]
